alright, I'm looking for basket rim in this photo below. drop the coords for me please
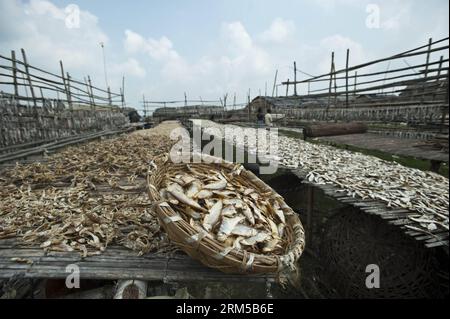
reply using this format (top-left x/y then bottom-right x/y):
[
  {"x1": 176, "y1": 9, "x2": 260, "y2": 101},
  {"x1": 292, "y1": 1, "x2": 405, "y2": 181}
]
[{"x1": 147, "y1": 153, "x2": 305, "y2": 273}]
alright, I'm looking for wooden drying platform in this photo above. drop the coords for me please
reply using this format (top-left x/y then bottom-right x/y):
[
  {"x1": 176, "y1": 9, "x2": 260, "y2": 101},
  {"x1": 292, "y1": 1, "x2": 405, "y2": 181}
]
[
  {"x1": 0, "y1": 238, "x2": 275, "y2": 283},
  {"x1": 0, "y1": 127, "x2": 134, "y2": 165},
  {"x1": 186, "y1": 120, "x2": 449, "y2": 250},
  {"x1": 292, "y1": 168, "x2": 449, "y2": 249},
  {"x1": 315, "y1": 133, "x2": 449, "y2": 163}
]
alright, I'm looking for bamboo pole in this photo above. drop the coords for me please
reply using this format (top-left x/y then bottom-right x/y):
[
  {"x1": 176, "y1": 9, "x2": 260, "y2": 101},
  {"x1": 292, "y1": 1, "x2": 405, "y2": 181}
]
[
  {"x1": 346, "y1": 49, "x2": 350, "y2": 108},
  {"x1": 121, "y1": 76, "x2": 125, "y2": 109},
  {"x1": 294, "y1": 61, "x2": 297, "y2": 96},
  {"x1": 87, "y1": 76, "x2": 95, "y2": 110},
  {"x1": 108, "y1": 87, "x2": 112, "y2": 106},
  {"x1": 440, "y1": 73, "x2": 449, "y2": 133},
  {"x1": 66, "y1": 72, "x2": 73, "y2": 111},
  {"x1": 424, "y1": 38, "x2": 433, "y2": 79},
  {"x1": 11, "y1": 50, "x2": 18, "y2": 97},
  {"x1": 247, "y1": 88, "x2": 251, "y2": 121},
  {"x1": 327, "y1": 52, "x2": 334, "y2": 109},
  {"x1": 272, "y1": 69, "x2": 278, "y2": 97},
  {"x1": 59, "y1": 60, "x2": 73, "y2": 110},
  {"x1": 20, "y1": 48, "x2": 37, "y2": 109}
]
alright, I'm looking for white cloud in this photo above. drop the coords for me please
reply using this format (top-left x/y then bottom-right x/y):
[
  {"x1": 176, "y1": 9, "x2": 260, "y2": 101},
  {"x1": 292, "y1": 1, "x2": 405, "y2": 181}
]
[
  {"x1": 124, "y1": 30, "x2": 179, "y2": 61},
  {"x1": 310, "y1": 0, "x2": 363, "y2": 11},
  {"x1": 4, "y1": 0, "x2": 108, "y2": 70},
  {"x1": 222, "y1": 21, "x2": 253, "y2": 52},
  {"x1": 0, "y1": 0, "x2": 143, "y2": 97},
  {"x1": 123, "y1": 21, "x2": 273, "y2": 99},
  {"x1": 318, "y1": 34, "x2": 368, "y2": 73},
  {"x1": 379, "y1": 1, "x2": 412, "y2": 31},
  {"x1": 259, "y1": 18, "x2": 296, "y2": 43},
  {"x1": 111, "y1": 58, "x2": 146, "y2": 78}
]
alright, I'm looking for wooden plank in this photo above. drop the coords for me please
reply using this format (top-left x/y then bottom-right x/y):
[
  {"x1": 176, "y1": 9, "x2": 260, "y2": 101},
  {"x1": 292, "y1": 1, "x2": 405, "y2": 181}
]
[
  {"x1": 0, "y1": 240, "x2": 274, "y2": 282},
  {"x1": 425, "y1": 241, "x2": 448, "y2": 248}
]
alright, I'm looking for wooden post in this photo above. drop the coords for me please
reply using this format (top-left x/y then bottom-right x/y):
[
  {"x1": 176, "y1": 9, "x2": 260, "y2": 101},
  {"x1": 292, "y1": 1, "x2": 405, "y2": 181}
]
[
  {"x1": 142, "y1": 94, "x2": 147, "y2": 117},
  {"x1": 20, "y1": 48, "x2": 37, "y2": 109},
  {"x1": 39, "y1": 87, "x2": 44, "y2": 104},
  {"x1": 87, "y1": 76, "x2": 95, "y2": 110},
  {"x1": 66, "y1": 72, "x2": 73, "y2": 110},
  {"x1": 424, "y1": 38, "x2": 432, "y2": 79},
  {"x1": 11, "y1": 50, "x2": 19, "y2": 97},
  {"x1": 440, "y1": 73, "x2": 449, "y2": 133},
  {"x1": 421, "y1": 38, "x2": 432, "y2": 108},
  {"x1": 60, "y1": 61, "x2": 73, "y2": 109},
  {"x1": 223, "y1": 94, "x2": 227, "y2": 119},
  {"x1": 293, "y1": 61, "x2": 297, "y2": 96},
  {"x1": 121, "y1": 76, "x2": 125, "y2": 109},
  {"x1": 433, "y1": 55, "x2": 444, "y2": 102},
  {"x1": 286, "y1": 79, "x2": 289, "y2": 97},
  {"x1": 327, "y1": 52, "x2": 334, "y2": 109},
  {"x1": 345, "y1": 48, "x2": 350, "y2": 108},
  {"x1": 272, "y1": 69, "x2": 278, "y2": 97},
  {"x1": 333, "y1": 65, "x2": 337, "y2": 107},
  {"x1": 306, "y1": 185, "x2": 314, "y2": 244},
  {"x1": 233, "y1": 93, "x2": 236, "y2": 111},
  {"x1": 354, "y1": 71, "x2": 358, "y2": 96},
  {"x1": 107, "y1": 87, "x2": 112, "y2": 106},
  {"x1": 436, "y1": 55, "x2": 444, "y2": 80},
  {"x1": 247, "y1": 88, "x2": 251, "y2": 121}
]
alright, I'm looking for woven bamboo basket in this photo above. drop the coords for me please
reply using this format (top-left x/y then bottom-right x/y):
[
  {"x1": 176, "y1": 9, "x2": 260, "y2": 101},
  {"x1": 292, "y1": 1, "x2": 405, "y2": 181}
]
[{"x1": 147, "y1": 154, "x2": 306, "y2": 274}]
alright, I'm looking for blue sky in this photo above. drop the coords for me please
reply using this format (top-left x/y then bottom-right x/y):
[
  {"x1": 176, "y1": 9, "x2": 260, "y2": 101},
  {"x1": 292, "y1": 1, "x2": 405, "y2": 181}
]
[{"x1": 0, "y1": 0, "x2": 449, "y2": 113}]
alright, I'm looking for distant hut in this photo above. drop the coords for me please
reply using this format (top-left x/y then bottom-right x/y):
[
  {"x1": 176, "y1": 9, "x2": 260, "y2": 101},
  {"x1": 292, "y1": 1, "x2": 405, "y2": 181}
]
[{"x1": 152, "y1": 105, "x2": 223, "y2": 121}]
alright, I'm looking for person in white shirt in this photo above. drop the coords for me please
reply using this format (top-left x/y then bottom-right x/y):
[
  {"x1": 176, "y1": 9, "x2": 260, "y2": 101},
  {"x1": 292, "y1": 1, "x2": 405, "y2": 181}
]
[{"x1": 264, "y1": 109, "x2": 273, "y2": 127}]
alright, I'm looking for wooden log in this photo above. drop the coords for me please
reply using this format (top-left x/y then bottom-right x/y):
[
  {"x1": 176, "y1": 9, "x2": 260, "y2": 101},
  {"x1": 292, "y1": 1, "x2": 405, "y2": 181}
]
[{"x1": 304, "y1": 122, "x2": 368, "y2": 138}]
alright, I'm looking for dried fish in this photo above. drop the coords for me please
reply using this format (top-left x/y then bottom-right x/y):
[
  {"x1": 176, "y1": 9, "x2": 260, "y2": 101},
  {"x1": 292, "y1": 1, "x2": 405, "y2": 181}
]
[
  {"x1": 0, "y1": 123, "x2": 179, "y2": 257},
  {"x1": 231, "y1": 224, "x2": 258, "y2": 237},
  {"x1": 217, "y1": 216, "x2": 245, "y2": 242},
  {"x1": 160, "y1": 159, "x2": 289, "y2": 256},
  {"x1": 168, "y1": 189, "x2": 207, "y2": 213},
  {"x1": 203, "y1": 180, "x2": 227, "y2": 191},
  {"x1": 195, "y1": 190, "x2": 213, "y2": 199},
  {"x1": 203, "y1": 200, "x2": 223, "y2": 232},
  {"x1": 241, "y1": 232, "x2": 270, "y2": 246},
  {"x1": 198, "y1": 120, "x2": 449, "y2": 236}
]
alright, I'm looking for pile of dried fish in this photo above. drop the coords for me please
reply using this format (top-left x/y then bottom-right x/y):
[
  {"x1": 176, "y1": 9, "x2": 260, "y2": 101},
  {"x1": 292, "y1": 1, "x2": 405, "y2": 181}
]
[
  {"x1": 0, "y1": 126, "x2": 178, "y2": 256},
  {"x1": 159, "y1": 163, "x2": 288, "y2": 255},
  {"x1": 198, "y1": 120, "x2": 449, "y2": 235}
]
